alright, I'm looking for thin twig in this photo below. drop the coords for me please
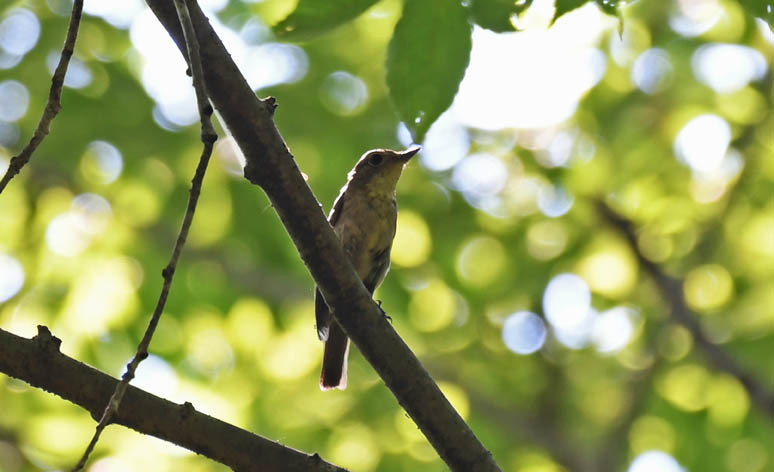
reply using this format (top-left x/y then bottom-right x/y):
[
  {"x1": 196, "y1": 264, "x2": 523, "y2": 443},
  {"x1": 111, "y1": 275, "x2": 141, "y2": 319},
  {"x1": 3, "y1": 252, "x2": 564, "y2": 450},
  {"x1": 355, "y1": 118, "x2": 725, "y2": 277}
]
[
  {"x1": 174, "y1": 0, "x2": 218, "y2": 143},
  {"x1": 597, "y1": 201, "x2": 774, "y2": 419},
  {"x1": 70, "y1": 2, "x2": 217, "y2": 469},
  {"x1": 0, "y1": 0, "x2": 83, "y2": 195}
]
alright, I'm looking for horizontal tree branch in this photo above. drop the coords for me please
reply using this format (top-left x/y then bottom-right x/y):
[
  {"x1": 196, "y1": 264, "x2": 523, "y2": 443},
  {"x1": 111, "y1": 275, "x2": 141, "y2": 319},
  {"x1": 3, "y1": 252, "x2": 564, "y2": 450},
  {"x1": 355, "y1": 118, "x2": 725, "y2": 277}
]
[
  {"x1": 144, "y1": 1, "x2": 500, "y2": 471},
  {"x1": 0, "y1": 326, "x2": 346, "y2": 472},
  {"x1": 598, "y1": 202, "x2": 774, "y2": 418}
]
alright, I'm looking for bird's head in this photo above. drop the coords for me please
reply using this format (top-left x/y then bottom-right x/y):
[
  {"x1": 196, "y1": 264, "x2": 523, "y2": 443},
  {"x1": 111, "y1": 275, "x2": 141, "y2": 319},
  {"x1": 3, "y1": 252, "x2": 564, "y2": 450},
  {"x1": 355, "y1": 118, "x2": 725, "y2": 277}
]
[{"x1": 347, "y1": 146, "x2": 420, "y2": 197}]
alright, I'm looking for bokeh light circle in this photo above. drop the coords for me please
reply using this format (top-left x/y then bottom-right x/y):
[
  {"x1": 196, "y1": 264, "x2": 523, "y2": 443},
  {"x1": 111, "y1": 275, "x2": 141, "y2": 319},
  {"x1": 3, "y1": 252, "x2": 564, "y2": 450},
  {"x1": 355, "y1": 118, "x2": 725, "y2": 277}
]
[
  {"x1": 502, "y1": 311, "x2": 547, "y2": 354},
  {"x1": 0, "y1": 253, "x2": 24, "y2": 302},
  {"x1": 628, "y1": 450, "x2": 685, "y2": 472},
  {"x1": 543, "y1": 273, "x2": 591, "y2": 329}
]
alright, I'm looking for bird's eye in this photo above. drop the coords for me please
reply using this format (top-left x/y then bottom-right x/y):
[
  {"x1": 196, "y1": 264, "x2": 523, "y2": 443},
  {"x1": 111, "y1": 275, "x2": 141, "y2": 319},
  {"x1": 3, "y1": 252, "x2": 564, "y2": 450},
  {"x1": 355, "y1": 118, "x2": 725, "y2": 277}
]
[{"x1": 368, "y1": 153, "x2": 384, "y2": 166}]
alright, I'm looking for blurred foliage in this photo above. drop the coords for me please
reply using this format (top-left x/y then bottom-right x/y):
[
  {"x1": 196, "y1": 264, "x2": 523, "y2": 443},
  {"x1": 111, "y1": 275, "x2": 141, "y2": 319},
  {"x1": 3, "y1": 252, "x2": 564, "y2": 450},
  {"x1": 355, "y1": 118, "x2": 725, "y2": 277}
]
[
  {"x1": 0, "y1": 0, "x2": 773, "y2": 472},
  {"x1": 273, "y1": 0, "x2": 380, "y2": 41}
]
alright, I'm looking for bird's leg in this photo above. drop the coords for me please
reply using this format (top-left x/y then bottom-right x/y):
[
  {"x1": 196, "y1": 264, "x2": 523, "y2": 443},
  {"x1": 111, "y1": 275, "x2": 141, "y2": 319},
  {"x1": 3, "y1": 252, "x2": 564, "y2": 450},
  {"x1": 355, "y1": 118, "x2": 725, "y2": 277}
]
[{"x1": 375, "y1": 300, "x2": 392, "y2": 323}]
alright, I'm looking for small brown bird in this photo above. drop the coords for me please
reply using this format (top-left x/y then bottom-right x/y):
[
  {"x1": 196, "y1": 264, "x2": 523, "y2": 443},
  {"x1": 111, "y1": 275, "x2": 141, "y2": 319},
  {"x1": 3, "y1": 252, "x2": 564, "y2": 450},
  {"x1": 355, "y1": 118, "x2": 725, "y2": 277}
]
[{"x1": 316, "y1": 146, "x2": 420, "y2": 390}]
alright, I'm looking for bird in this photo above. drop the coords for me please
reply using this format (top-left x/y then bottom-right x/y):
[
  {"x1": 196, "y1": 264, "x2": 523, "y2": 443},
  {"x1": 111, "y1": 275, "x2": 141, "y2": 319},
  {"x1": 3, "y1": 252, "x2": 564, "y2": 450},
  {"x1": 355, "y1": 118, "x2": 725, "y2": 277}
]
[{"x1": 316, "y1": 145, "x2": 420, "y2": 390}]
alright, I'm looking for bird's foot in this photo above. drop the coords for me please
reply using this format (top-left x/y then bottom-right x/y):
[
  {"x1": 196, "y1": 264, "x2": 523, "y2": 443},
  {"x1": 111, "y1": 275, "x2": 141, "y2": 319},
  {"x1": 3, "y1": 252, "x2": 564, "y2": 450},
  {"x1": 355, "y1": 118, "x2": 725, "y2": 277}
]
[{"x1": 376, "y1": 300, "x2": 392, "y2": 323}]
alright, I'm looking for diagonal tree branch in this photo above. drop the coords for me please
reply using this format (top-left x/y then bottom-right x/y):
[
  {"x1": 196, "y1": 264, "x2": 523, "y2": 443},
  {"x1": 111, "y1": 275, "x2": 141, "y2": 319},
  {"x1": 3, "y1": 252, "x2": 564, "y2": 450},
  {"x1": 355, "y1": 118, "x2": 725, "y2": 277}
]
[
  {"x1": 0, "y1": 0, "x2": 83, "y2": 195},
  {"x1": 0, "y1": 326, "x2": 347, "y2": 472},
  {"x1": 144, "y1": 1, "x2": 501, "y2": 470},
  {"x1": 598, "y1": 201, "x2": 774, "y2": 418},
  {"x1": 593, "y1": 363, "x2": 657, "y2": 472},
  {"x1": 71, "y1": 1, "x2": 219, "y2": 468}
]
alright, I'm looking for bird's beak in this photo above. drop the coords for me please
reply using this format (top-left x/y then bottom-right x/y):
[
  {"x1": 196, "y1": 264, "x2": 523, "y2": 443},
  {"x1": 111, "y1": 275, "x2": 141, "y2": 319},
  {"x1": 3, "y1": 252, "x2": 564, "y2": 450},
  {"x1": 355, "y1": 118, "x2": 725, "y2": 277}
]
[{"x1": 397, "y1": 145, "x2": 421, "y2": 162}]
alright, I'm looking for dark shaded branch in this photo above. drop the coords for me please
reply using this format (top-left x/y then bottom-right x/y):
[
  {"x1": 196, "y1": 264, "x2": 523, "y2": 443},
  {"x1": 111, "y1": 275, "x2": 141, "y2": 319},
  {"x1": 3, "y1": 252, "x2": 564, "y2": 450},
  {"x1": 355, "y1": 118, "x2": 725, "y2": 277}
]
[
  {"x1": 433, "y1": 341, "x2": 657, "y2": 472},
  {"x1": 468, "y1": 389, "x2": 593, "y2": 472},
  {"x1": 72, "y1": 2, "x2": 218, "y2": 468},
  {"x1": 0, "y1": 327, "x2": 346, "y2": 472},
  {"x1": 430, "y1": 363, "x2": 593, "y2": 472},
  {"x1": 144, "y1": 1, "x2": 500, "y2": 470},
  {"x1": 0, "y1": 0, "x2": 83, "y2": 194},
  {"x1": 593, "y1": 364, "x2": 657, "y2": 472},
  {"x1": 598, "y1": 201, "x2": 774, "y2": 418}
]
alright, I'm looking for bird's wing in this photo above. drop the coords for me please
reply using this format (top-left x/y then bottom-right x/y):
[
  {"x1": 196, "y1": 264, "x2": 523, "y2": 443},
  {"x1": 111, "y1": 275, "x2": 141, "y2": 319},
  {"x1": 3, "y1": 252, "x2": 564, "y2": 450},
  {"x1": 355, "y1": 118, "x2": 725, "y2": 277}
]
[
  {"x1": 363, "y1": 245, "x2": 390, "y2": 294},
  {"x1": 328, "y1": 184, "x2": 348, "y2": 226},
  {"x1": 316, "y1": 185, "x2": 349, "y2": 341}
]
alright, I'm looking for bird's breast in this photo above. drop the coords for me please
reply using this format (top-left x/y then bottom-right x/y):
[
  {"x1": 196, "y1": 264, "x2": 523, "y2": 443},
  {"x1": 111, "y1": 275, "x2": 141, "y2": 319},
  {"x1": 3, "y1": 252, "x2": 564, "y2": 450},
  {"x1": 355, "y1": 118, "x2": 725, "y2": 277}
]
[{"x1": 333, "y1": 194, "x2": 397, "y2": 280}]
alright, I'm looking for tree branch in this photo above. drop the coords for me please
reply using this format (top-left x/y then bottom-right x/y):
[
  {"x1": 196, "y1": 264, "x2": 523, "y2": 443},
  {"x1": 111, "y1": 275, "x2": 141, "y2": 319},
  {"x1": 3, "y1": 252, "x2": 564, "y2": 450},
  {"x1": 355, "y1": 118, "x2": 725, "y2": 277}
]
[
  {"x1": 593, "y1": 363, "x2": 657, "y2": 472},
  {"x1": 0, "y1": 326, "x2": 347, "y2": 472},
  {"x1": 144, "y1": 1, "x2": 500, "y2": 470},
  {"x1": 72, "y1": 1, "x2": 218, "y2": 467},
  {"x1": 0, "y1": 0, "x2": 83, "y2": 194},
  {"x1": 597, "y1": 201, "x2": 774, "y2": 418},
  {"x1": 431, "y1": 363, "x2": 593, "y2": 472}
]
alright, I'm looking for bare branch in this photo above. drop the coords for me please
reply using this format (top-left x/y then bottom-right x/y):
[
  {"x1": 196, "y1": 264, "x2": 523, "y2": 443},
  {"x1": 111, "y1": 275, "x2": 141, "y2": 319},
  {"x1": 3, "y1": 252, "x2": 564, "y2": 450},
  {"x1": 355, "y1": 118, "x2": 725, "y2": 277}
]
[
  {"x1": 430, "y1": 362, "x2": 593, "y2": 472},
  {"x1": 175, "y1": 0, "x2": 218, "y2": 144},
  {"x1": 0, "y1": 327, "x2": 347, "y2": 472},
  {"x1": 467, "y1": 388, "x2": 594, "y2": 472},
  {"x1": 71, "y1": 2, "x2": 218, "y2": 468},
  {"x1": 0, "y1": 0, "x2": 83, "y2": 194},
  {"x1": 598, "y1": 201, "x2": 774, "y2": 418},
  {"x1": 144, "y1": 1, "x2": 501, "y2": 470},
  {"x1": 593, "y1": 364, "x2": 657, "y2": 472}
]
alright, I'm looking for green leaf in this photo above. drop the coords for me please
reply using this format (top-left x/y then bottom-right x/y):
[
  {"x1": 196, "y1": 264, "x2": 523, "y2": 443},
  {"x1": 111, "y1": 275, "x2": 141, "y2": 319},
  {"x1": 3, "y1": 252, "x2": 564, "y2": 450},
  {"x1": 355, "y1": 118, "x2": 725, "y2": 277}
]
[
  {"x1": 386, "y1": 0, "x2": 472, "y2": 142},
  {"x1": 738, "y1": 0, "x2": 774, "y2": 30},
  {"x1": 552, "y1": 0, "x2": 621, "y2": 25},
  {"x1": 273, "y1": 0, "x2": 380, "y2": 41},
  {"x1": 595, "y1": 0, "x2": 624, "y2": 35},
  {"x1": 552, "y1": 0, "x2": 588, "y2": 24},
  {"x1": 470, "y1": 0, "x2": 534, "y2": 32},
  {"x1": 594, "y1": 0, "x2": 619, "y2": 15}
]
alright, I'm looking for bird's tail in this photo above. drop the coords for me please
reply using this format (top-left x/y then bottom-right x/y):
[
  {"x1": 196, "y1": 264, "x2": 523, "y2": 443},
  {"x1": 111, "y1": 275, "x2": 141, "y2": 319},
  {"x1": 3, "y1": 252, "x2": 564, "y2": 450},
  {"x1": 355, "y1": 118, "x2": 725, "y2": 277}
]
[{"x1": 320, "y1": 321, "x2": 349, "y2": 390}]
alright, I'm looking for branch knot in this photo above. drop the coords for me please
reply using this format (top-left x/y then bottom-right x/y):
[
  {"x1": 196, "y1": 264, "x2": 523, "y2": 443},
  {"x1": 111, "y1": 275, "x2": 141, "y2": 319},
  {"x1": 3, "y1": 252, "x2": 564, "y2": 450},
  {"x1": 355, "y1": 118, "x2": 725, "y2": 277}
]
[{"x1": 33, "y1": 325, "x2": 61, "y2": 353}]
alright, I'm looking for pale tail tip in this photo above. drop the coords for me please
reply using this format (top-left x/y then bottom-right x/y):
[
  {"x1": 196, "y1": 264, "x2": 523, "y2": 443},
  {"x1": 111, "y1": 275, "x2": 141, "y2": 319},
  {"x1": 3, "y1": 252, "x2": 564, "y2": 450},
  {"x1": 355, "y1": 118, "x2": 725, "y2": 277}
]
[{"x1": 320, "y1": 381, "x2": 347, "y2": 391}]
